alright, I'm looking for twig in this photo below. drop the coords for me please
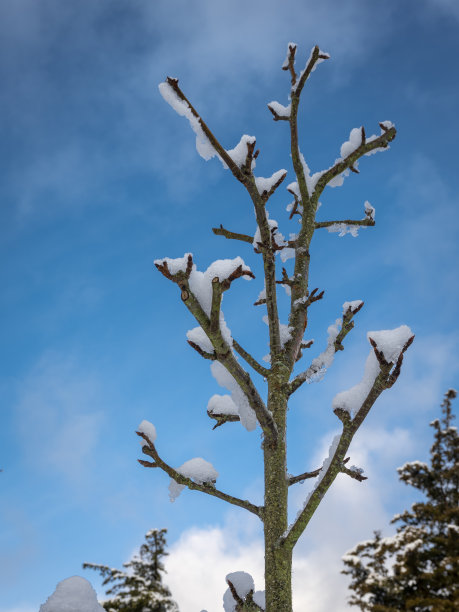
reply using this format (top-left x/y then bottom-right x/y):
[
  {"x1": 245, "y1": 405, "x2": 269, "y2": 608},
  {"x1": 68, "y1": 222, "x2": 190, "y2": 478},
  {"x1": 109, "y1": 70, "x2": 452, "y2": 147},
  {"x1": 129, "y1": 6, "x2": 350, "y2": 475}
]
[
  {"x1": 289, "y1": 302, "x2": 362, "y2": 395},
  {"x1": 212, "y1": 225, "x2": 253, "y2": 244},
  {"x1": 315, "y1": 218, "x2": 375, "y2": 230},
  {"x1": 207, "y1": 410, "x2": 240, "y2": 430},
  {"x1": 232, "y1": 339, "x2": 270, "y2": 378},
  {"x1": 288, "y1": 468, "x2": 321, "y2": 485}
]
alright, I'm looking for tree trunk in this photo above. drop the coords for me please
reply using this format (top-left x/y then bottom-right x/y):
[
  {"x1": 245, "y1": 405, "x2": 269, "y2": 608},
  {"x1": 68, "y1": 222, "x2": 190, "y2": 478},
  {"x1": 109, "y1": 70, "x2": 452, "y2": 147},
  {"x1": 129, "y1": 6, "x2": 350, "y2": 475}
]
[{"x1": 264, "y1": 377, "x2": 292, "y2": 612}]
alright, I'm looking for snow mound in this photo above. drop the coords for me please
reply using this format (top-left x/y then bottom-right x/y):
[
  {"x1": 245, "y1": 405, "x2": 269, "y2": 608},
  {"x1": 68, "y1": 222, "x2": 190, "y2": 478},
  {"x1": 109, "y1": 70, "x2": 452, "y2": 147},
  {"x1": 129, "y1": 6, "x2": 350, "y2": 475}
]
[{"x1": 39, "y1": 576, "x2": 104, "y2": 612}]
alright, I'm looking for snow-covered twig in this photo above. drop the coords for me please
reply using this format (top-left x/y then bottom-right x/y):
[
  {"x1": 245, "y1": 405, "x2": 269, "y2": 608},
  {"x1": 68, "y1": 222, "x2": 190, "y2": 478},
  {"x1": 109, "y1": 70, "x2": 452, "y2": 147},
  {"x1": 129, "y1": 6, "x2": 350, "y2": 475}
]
[{"x1": 288, "y1": 301, "x2": 363, "y2": 395}]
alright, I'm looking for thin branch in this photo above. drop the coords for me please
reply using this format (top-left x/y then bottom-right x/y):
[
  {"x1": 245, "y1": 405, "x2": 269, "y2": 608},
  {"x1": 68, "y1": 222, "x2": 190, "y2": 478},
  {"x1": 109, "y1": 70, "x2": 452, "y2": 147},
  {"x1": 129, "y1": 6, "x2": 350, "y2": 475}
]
[
  {"x1": 315, "y1": 218, "x2": 375, "y2": 230},
  {"x1": 137, "y1": 431, "x2": 264, "y2": 519},
  {"x1": 293, "y1": 46, "x2": 330, "y2": 98},
  {"x1": 288, "y1": 468, "x2": 321, "y2": 485},
  {"x1": 341, "y1": 464, "x2": 367, "y2": 482},
  {"x1": 226, "y1": 580, "x2": 264, "y2": 611},
  {"x1": 212, "y1": 225, "x2": 254, "y2": 244},
  {"x1": 334, "y1": 301, "x2": 364, "y2": 352},
  {"x1": 289, "y1": 302, "x2": 362, "y2": 395},
  {"x1": 164, "y1": 77, "x2": 246, "y2": 184},
  {"x1": 313, "y1": 127, "x2": 396, "y2": 199},
  {"x1": 232, "y1": 339, "x2": 270, "y2": 378},
  {"x1": 187, "y1": 340, "x2": 216, "y2": 360},
  {"x1": 260, "y1": 170, "x2": 288, "y2": 203},
  {"x1": 282, "y1": 43, "x2": 298, "y2": 86},
  {"x1": 207, "y1": 410, "x2": 240, "y2": 430},
  {"x1": 267, "y1": 105, "x2": 290, "y2": 122}
]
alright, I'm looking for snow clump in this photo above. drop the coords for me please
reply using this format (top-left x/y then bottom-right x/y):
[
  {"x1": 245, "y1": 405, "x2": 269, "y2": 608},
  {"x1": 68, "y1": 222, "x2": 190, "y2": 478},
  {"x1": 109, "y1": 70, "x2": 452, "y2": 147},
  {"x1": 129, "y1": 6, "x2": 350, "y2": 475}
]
[
  {"x1": 169, "y1": 458, "x2": 219, "y2": 502},
  {"x1": 39, "y1": 576, "x2": 105, "y2": 612},
  {"x1": 137, "y1": 420, "x2": 157, "y2": 446}
]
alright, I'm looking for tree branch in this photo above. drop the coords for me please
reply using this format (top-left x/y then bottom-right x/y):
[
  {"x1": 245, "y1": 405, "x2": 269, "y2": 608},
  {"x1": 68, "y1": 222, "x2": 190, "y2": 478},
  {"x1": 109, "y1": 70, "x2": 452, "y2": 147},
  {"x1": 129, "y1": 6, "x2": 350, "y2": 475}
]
[
  {"x1": 288, "y1": 302, "x2": 363, "y2": 395},
  {"x1": 163, "y1": 77, "x2": 247, "y2": 184},
  {"x1": 313, "y1": 127, "x2": 396, "y2": 199},
  {"x1": 155, "y1": 256, "x2": 277, "y2": 440},
  {"x1": 232, "y1": 339, "x2": 270, "y2": 378},
  {"x1": 187, "y1": 340, "x2": 217, "y2": 360},
  {"x1": 288, "y1": 468, "x2": 321, "y2": 485},
  {"x1": 137, "y1": 431, "x2": 264, "y2": 519},
  {"x1": 282, "y1": 335, "x2": 414, "y2": 552},
  {"x1": 315, "y1": 218, "x2": 375, "y2": 230},
  {"x1": 212, "y1": 225, "x2": 254, "y2": 244},
  {"x1": 207, "y1": 410, "x2": 240, "y2": 430}
]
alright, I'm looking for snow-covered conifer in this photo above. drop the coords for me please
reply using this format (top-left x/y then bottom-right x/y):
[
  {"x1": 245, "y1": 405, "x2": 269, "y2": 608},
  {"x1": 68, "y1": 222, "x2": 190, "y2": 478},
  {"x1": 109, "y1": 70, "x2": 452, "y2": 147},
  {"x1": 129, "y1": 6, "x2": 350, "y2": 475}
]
[
  {"x1": 84, "y1": 528, "x2": 178, "y2": 612},
  {"x1": 342, "y1": 389, "x2": 459, "y2": 610}
]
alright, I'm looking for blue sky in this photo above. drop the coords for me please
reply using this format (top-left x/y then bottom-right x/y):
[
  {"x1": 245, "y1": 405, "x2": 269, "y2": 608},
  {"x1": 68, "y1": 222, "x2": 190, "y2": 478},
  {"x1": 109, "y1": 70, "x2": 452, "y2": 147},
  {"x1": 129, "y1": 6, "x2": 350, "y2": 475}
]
[{"x1": 1, "y1": 1, "x2": 458, "y2": 610}]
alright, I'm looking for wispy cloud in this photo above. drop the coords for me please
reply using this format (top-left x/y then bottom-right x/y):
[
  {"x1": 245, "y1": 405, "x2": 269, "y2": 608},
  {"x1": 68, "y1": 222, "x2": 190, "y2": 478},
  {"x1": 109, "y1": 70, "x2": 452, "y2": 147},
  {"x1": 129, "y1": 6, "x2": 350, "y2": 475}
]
[
  {"x1": 13, "y1": 351, "x2": 104, "y2": 483},
  {"x1": 1, "y1": 0, "x2": 396, "y2": 218},
  {"x1": 425, "y1": 0, "x2": 459, "y2": 20}
]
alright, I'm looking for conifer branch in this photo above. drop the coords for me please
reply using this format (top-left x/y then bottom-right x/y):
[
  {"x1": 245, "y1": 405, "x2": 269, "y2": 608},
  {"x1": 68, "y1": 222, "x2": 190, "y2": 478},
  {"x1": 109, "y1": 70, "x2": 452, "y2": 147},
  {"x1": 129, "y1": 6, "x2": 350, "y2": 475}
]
[{"x1": 137, "y1": 431, "x2": 264, "y2": 519}]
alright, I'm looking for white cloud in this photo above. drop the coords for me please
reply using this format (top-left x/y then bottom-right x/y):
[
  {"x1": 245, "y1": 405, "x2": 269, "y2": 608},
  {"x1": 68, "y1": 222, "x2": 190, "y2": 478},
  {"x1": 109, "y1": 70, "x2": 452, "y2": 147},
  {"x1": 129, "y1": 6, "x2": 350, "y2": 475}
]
[{"x1": 165, "y1": 421, "x2": 416, "y2": 611}]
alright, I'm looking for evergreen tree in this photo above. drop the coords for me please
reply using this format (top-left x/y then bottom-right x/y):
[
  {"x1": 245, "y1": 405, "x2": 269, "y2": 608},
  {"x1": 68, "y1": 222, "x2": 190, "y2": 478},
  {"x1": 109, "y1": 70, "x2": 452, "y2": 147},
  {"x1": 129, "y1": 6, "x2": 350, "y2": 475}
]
[
  {"x1": 342, "y1": 389, "x2": 459, "y2": 610},
  {"x1": 83, "y1": 528, "x2": 178, "y2": 612}
]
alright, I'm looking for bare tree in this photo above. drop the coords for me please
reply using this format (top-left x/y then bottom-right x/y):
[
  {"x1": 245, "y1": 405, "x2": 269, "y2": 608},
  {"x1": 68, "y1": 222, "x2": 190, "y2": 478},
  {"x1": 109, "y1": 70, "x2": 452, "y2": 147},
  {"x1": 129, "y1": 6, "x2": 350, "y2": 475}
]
[{"x1": 136, "y1": 43, "x2": 414, "y2": 612}]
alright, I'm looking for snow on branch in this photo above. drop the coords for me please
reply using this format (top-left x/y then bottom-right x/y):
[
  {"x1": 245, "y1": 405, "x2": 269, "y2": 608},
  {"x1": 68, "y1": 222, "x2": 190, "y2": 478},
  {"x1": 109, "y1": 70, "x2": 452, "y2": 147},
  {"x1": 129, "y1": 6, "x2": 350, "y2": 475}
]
[
  {"x1": 289, "y1": 301, "x2": 364, "y2": 395},
  {"x1": 313, "y1": 123, "x2": 396, "y2": 197},
  {"x1": 267, "y1": 100, "x2": 291, "y2": 121},
  {"x1": 315, "y1": 200, "x2": 376, "y2": 237},
  {"x1": 211, "y1": 361, "x2": 258, "y2": 431},
  {"x1": 168, "y1": 457, "x2": 219, "y2": 502},
  {"x1": 159, "y1": 77, "x2": 250, "y2": 184},
  {"x1": 226, "y1": 134, "x2": 258, "y2": 170},
  {"x1": 254, "y1": 169, "x2": 288, "y2": 201},
  {"x1": 207, "y1": 394, "x2": 240, "y2": 429},
  {"x1": 154, "y1": 253, "x2": 277, "y2": 440},
  {"x1": 136, "y1": 427, "x2": 263, "y2": 518},
  {"x1": 282, "y1": 43, "x2": 330, "y2": 92},
  {"x1": 333, "y1": 325, "x2": 414, "y2": 421},
  {"x1": 224, "y1": 572, "x2": 265, "y2": 612},
  {"x1": 253, "y1": 215, "x2": 287, "y2": 254}
]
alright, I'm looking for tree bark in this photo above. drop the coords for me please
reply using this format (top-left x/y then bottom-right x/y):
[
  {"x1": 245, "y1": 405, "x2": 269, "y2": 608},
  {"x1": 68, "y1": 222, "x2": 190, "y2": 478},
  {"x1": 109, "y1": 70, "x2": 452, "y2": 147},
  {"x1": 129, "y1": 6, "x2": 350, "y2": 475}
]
[{"x1": 264, "y1": 368, "x2": 293, "y2": 612}]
